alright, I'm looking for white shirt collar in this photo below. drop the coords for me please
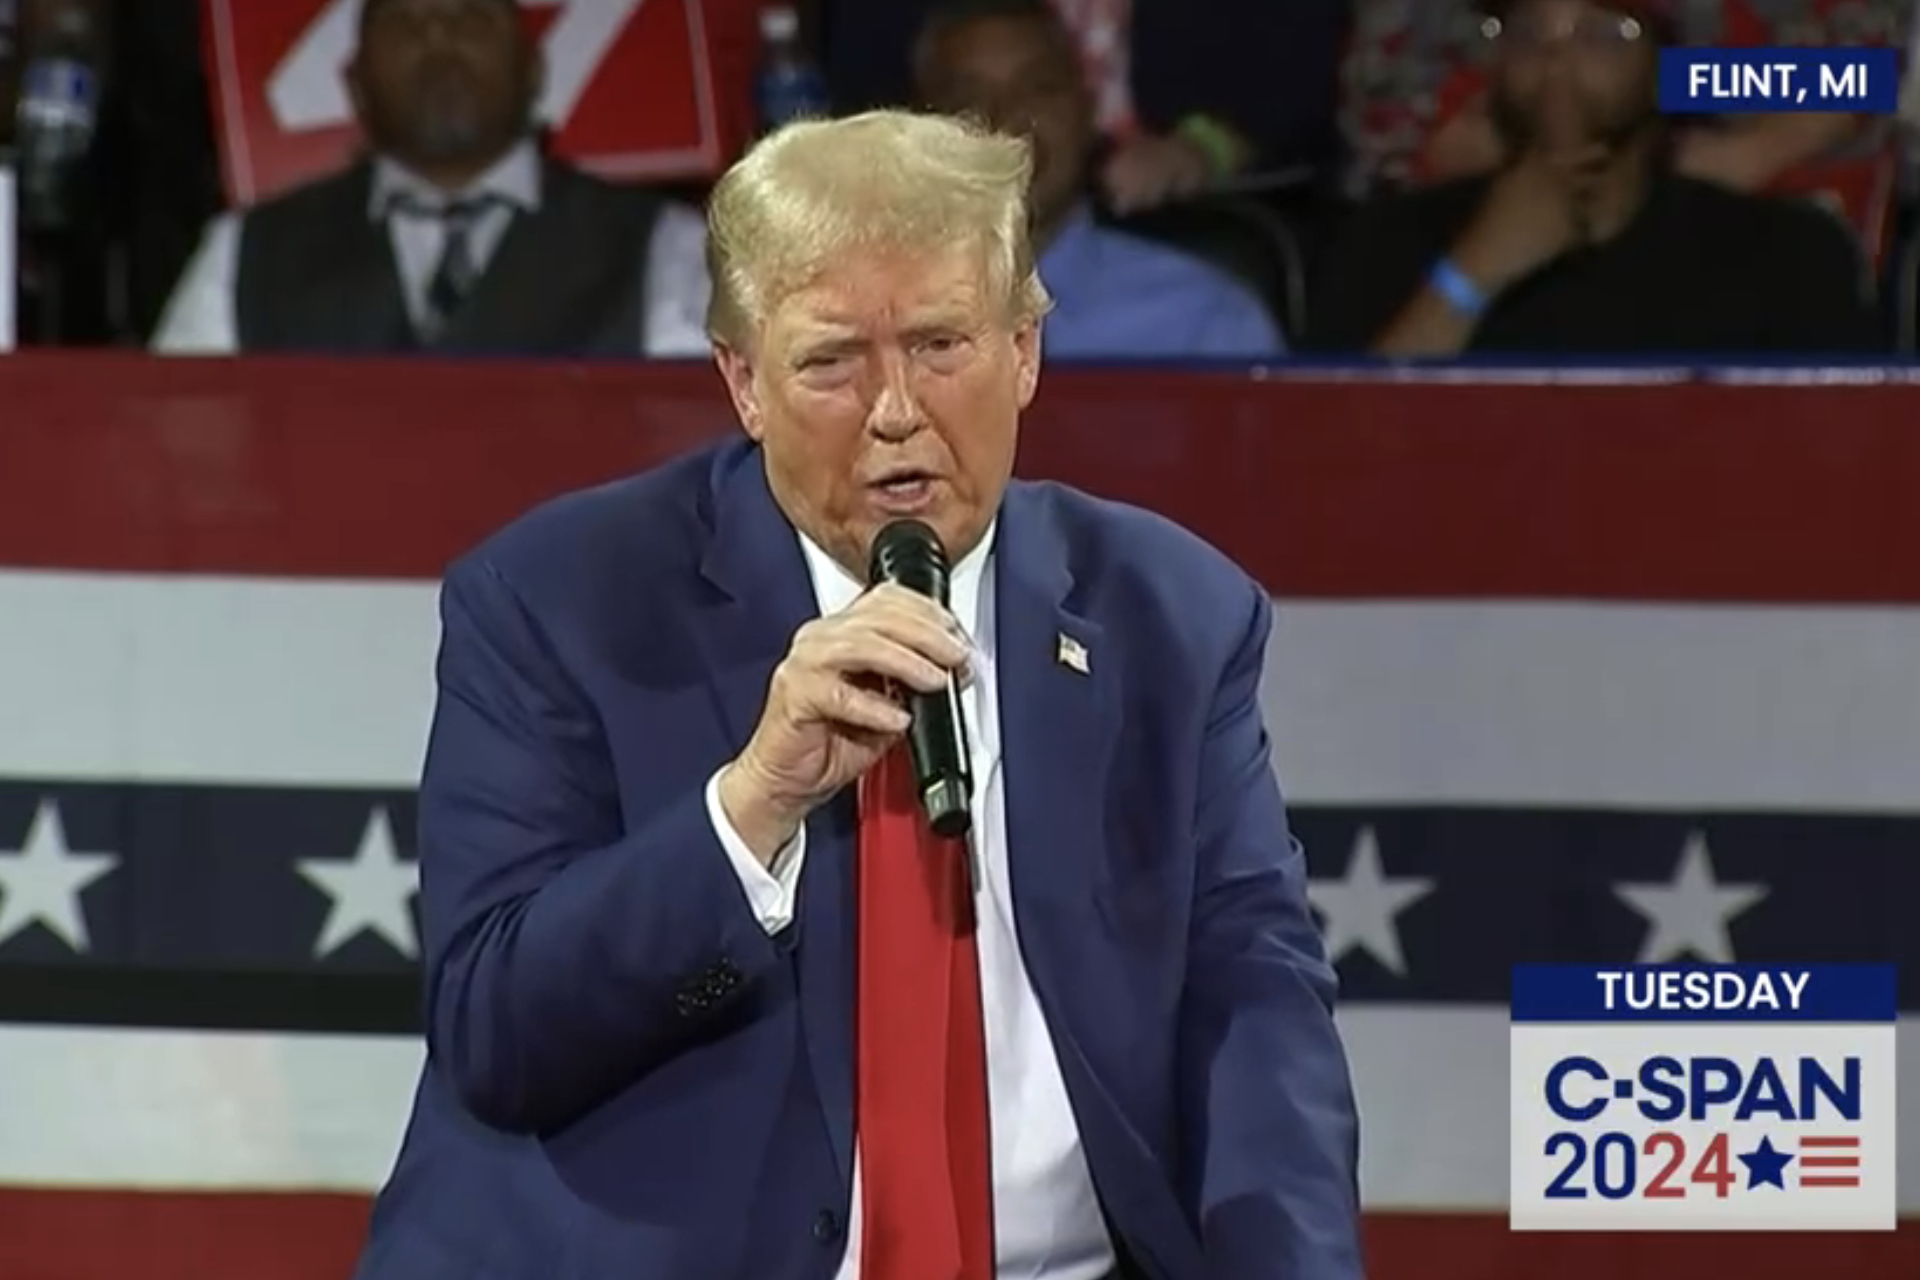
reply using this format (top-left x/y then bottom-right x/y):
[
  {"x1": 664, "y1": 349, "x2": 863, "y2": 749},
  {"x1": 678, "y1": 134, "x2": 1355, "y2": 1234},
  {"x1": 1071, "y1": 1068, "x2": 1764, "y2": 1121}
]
[
  {"x1": 795, "y1": 520, "x2": 997, "y2": 655},
  {"x1": 367, "y1": 137, "x2": 542, "y2": 219}
]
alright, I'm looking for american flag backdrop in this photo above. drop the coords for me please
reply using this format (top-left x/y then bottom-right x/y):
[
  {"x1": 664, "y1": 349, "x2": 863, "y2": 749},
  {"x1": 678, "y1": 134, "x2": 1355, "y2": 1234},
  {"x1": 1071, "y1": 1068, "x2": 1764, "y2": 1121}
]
[{"x1": 0, "y1": 356, "x2": 1915, "y2": 1279}]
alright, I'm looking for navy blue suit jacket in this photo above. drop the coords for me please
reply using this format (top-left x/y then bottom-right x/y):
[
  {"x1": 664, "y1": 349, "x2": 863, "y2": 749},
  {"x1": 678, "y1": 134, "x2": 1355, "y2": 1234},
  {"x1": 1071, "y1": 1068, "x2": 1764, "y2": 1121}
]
[{"x1": 352, "y1": 439, "x2": 1361, "y2": 1280}]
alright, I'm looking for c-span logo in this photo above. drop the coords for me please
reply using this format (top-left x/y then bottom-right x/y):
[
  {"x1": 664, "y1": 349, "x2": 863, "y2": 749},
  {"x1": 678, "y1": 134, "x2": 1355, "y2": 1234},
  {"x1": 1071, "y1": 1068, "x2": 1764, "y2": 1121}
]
[
  {"x1": 1510, "y1": 963, "x2": 1897, "y2": 1231},
  {"x1": 1658, "y1": 47, "x2": 1898, "y2": 113}
]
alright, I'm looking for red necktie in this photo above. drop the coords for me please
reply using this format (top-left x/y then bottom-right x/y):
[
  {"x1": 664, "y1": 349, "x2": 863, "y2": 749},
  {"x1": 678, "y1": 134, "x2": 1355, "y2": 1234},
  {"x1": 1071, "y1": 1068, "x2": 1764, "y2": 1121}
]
[{"x1": 855, "y1": 744, "x2": 994, "y2": 1280}]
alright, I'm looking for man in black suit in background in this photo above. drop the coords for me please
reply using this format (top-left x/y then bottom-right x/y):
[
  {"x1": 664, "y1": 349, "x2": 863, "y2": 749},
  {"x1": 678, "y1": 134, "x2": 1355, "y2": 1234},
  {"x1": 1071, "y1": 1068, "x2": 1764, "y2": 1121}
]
[{"x1": 151, "y1": 0, "x2": 709, "y2": 357}]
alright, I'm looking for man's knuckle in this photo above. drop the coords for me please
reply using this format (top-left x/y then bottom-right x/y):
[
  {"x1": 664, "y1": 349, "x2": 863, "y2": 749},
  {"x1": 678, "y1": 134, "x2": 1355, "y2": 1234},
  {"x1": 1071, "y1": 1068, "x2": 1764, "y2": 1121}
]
[{"x1": 786, "y1": 626, "x2": 823, "y2": 664}]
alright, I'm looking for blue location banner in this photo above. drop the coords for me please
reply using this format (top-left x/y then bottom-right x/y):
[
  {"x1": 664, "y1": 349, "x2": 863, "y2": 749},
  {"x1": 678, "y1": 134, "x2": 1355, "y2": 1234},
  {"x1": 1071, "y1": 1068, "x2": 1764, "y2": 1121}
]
[
  {"x1": 1511, "y1": 963, "x2": 1897, "y2": 1022},
  {"x1": 1658, "y1": 47, "x2": 1898, "y2": 113}
]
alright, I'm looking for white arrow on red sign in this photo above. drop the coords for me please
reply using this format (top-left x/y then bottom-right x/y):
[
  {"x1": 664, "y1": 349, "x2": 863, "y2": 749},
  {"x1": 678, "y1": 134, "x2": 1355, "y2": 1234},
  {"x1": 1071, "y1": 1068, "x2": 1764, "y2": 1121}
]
[{"x1": 266, "y1": 0, "x2": 646, "y2": 133}]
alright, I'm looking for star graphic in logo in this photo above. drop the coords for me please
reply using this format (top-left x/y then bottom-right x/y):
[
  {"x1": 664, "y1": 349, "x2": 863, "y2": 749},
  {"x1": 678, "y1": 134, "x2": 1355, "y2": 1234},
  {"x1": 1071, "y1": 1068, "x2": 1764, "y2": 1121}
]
[
  {"x1": 296, "y1": 806, "x2": 420, "y2": 959},
  {"x1": 1738, "y1": 1136, "x2": 1794, "y2": 1190},
  {"x1": 1307, "y1": 826, "x2": 1435, "y2": 976},
  {"x1": 1614, "y1": 831, "x2": 1767, "y2": 963}
]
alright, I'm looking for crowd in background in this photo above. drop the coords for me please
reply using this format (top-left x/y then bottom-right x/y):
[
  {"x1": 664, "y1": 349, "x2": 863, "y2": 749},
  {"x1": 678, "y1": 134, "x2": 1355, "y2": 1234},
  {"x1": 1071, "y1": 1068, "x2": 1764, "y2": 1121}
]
[{"x1": 5, "y1": 0, "x2": 1919, "y2": 359}]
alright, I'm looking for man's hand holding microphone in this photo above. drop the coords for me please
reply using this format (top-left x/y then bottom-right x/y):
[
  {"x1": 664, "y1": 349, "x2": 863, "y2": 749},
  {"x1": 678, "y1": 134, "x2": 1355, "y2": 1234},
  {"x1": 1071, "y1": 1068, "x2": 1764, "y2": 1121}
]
[{"x1": 716, "y1": 582, "x2": 971, "y2": 866}]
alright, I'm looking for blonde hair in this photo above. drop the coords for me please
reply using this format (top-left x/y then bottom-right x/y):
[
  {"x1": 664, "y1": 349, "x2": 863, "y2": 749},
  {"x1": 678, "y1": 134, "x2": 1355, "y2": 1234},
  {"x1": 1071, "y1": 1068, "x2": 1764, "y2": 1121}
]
[{"x1": 704, "y1": 109, "x2": 1052, "y2": 347}]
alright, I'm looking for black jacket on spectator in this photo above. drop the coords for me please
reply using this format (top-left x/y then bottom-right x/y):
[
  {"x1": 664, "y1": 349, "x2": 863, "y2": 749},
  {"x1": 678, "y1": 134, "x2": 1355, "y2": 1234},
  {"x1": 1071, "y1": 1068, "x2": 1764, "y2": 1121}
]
[
  {"x1": 819, "y1": 0, "x2": 1346, "y2": 172},
  {"x1": 1306, "y1": 172, "x2": 1885, "y2": 356},
  {"x1": 235, "y1": 159, "x2": 662, "y2": 355}
]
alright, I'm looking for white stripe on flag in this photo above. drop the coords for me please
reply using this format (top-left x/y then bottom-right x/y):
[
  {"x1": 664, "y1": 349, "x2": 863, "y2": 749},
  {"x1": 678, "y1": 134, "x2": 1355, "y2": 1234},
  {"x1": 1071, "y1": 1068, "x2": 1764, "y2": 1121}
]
[
  {"x1": 0, "y1": 1025, "x2": 418, "y2": 1191},
  {"x1": 1263, "y1": 600, "x2": 1920, "y2": 811},
  {"x1": 0, "y1": 572, "x2": 440, "y2": 789},
  {"x1": 2, "y1": 1016, "x2": 1913, "y2": 1210},
  {"x1": 3, "y1": 572, "x2": 1919, "y2": 811}
]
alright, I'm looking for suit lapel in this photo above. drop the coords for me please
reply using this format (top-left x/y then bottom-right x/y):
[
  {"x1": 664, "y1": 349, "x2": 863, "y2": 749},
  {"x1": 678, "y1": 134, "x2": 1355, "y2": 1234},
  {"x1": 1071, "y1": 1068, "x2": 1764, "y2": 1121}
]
[
  {"x1": 995, "y1": 486, "x2": 1115, "y2": 1045},
  {"x1": 696, "y1": 446, "x2": 858, "y2": 1182},
  {"x1": 440, "y1": 204, "x2": 540, "y2": 349},
  {"x1": 793, "y1": 790, "x2": 858, "y2": 1183},
  {"x1": 697, "y1": 446, "x2": 817, "y2": 748},
  {"x1": 301, "y1": 168, "x2": 414, "y2": 351},
  {"x1": 447, "y1": 199, "x2": 584, "y2": 352}
]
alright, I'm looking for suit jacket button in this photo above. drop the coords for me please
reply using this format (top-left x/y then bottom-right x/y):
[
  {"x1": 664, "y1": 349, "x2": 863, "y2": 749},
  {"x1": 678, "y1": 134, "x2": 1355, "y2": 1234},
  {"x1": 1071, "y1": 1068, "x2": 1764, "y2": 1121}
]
[{"x1": 812, "y1": 1209, "x2": 841, "y2": 1243}]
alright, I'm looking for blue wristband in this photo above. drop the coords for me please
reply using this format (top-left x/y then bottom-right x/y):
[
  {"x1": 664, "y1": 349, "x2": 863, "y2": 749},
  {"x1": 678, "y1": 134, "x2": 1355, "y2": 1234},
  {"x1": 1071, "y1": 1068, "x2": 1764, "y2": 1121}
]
[{"x1": 1428, "y1": 257, "x2": 1488, "y2": 316}]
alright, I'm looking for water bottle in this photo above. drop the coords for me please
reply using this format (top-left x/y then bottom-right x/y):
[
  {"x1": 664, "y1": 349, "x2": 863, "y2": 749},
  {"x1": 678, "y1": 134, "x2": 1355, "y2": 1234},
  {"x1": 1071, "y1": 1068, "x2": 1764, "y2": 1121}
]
[
  {"x1": 14, "y1": 1, "x2": 99, "y2": 232},
  {"x1": 754, "y1": 5, "x2": 828, "y2": 135}
]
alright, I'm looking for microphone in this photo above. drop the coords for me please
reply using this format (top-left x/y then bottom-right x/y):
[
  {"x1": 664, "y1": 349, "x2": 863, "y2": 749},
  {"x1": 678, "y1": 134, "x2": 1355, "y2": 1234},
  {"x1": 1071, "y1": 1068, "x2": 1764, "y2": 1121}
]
[{"x1": 867, "y1": 519, "x2": 973, "y2": 839}]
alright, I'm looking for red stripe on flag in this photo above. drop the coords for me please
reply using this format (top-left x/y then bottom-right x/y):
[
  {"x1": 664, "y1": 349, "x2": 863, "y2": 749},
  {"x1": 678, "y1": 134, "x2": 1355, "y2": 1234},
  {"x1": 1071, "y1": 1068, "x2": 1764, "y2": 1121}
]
[
  {"x1": 4, "y1": 355, "x2": 1920, "y2": 601},
  {"x1": 0, "y1": 1188, "x2": 371, "y2": 1280},
  {"x1": 1801, "y1": 1136, "x2": 1862, "y2": 1147},
  {"x1": 0, "y1": 1196, "x2": 1914, "y2": 1279}
]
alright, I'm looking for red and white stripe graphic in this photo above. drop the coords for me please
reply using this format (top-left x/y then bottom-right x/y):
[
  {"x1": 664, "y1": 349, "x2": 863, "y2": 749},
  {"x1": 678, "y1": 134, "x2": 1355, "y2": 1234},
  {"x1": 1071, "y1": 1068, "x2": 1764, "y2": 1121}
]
[{"x1": 1800, "y1": 1136, "x2": 1866, "y2": 1189}]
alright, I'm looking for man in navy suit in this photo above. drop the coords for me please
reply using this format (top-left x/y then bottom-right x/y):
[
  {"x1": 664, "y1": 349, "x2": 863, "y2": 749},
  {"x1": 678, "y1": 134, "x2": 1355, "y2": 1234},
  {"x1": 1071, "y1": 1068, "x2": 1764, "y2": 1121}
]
[{"x1": 352, "y1": 109, "x2": 1361, "y2": 1280}]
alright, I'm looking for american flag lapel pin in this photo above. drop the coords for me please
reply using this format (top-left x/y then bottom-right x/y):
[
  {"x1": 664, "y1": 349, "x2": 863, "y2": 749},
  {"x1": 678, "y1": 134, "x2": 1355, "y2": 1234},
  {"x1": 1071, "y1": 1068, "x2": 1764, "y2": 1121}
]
[{"x1": 1056, "y1": 632, "x2": 1090, "y2": 674}]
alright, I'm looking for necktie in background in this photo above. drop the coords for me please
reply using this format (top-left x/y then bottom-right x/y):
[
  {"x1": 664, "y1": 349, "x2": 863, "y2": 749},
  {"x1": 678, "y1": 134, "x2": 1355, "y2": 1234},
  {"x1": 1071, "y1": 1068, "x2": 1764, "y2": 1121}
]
[
  {"x1": 855, "y1": 744, "x2": 994, "y2": 1280},
  {"x1": 422, "y1": 196, "x2": 499, "y2": 338},
  {"x1": 387, "y1": 193, "x2": 502, "y2": 340}
]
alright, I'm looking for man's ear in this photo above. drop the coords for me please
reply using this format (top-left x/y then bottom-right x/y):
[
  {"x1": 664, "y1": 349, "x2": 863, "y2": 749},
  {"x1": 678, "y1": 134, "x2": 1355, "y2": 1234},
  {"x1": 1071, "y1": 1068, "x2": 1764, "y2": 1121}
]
[{"x1": 713, "y1": 341, "x2": 766, "y2": 441}]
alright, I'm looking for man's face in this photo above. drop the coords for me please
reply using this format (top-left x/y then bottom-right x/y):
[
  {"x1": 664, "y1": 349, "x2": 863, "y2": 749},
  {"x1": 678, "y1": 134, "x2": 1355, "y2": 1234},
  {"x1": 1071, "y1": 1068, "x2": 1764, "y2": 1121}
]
[
  {"x1": 916, "y1": 17, "x2": 1093, "y2": 232},
  {"x1": 714, "y1": 244, "x2": 1041, "y2": 576},
  {"x1": 1488, "y1": 0, "x2": 1657, "y2": 152},
  {"x1": 349, "y1": 0, "x2": 536, "y2": 170}
]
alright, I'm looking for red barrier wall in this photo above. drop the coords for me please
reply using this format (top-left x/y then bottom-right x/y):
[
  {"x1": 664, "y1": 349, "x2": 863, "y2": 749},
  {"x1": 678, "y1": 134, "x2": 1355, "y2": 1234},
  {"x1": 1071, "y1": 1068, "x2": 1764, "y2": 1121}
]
[
  {"x1": 2, "y1": 1191, "x2": 1913, "y2": 1280},
  {"x1": 4, "y1": 355, "x2": 1918, "y2": 602}
]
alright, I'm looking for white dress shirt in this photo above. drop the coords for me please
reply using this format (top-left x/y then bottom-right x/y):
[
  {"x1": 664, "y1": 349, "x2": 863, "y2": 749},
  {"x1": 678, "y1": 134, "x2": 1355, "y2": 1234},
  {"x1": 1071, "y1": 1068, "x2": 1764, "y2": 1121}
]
[
  {"x1": 702, "y1": 528, "x2": 1115, "y2": 1280},
  {"x1": 149, "y1": 140, "x2": 712, "y2": 357}
]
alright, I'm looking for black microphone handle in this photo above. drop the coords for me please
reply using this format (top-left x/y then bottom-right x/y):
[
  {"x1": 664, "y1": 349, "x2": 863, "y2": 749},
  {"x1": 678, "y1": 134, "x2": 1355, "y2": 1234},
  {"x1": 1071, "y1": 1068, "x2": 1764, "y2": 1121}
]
[
  {"x1": 905, "y1": 675, "x2": 972, "y2": 839},
  {"x1": 865, "y1": 517, "x2": 973, "y2": 838}
]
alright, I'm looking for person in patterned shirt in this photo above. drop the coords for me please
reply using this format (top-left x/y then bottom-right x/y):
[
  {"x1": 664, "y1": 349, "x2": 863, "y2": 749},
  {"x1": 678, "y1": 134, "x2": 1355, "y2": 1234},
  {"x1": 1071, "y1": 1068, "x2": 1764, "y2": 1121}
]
[{"x1": 1340, "y1": 0, "x2": 1909, "y2": 200}]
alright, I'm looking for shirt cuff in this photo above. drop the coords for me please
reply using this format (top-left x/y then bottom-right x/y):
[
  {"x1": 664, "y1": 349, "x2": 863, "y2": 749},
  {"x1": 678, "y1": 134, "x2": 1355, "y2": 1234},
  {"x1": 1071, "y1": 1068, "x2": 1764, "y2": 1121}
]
[{"x1": 704, "y1": 769, "x2": 806, "y2": 933}]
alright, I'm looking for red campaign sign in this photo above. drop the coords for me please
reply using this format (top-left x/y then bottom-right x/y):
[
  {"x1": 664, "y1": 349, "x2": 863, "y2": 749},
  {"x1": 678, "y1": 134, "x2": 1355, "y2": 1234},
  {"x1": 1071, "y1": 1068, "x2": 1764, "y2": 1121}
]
[{"x1": 201, "y1": 0, "x2": 725, "y2": 206}]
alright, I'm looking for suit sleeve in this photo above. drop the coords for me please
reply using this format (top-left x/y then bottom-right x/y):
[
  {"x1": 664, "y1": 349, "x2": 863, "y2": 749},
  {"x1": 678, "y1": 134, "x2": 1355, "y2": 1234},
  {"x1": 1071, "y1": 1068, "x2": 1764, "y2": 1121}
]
[
  {"x1": 1179, "y1": 583, "x2": 1364, "y2": 1279},
  {"x1": 416, "y1": 556, "x2": 789, "y2": 1134}
]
